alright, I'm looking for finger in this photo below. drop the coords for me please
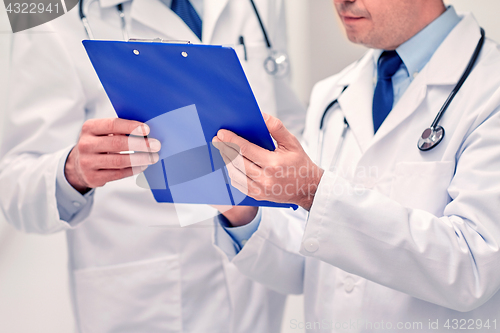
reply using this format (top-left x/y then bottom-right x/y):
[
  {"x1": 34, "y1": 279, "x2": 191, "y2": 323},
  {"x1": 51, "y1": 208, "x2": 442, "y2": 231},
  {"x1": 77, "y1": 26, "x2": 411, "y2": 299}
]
[
  {"x1": 94, "y1": 165, "x2": 149, "y2": 185},
  {"x1": 225, "y1": 162, "x2": 251, "y2": 195},
  {"x1": 223, "y1": 149, "x2": 264, "y2": 194},
  {"x1": 218, "y1": 146, "x2": 235, "y2": 170},
  {"x1": 227, "y1": 172, "x2": 264, "y2": 200},
  {"x1": 229, "y1": 177, "x2": 251, "y2": 196},
  {"x1": 213, "y1": 139, "x2": 241, "y2": 164},
  {"x1": 84, "y1": 135, "x2": 161, "y2": 153},
  {"x1": 83, "y1": 118, "x2": 150, "y2": 136},
  {"x1": 213, "y1": 131, "x2": 268, "y2": 166},
  {"x1": 91, "y1": 152, "x2": 159, "y2": 170},
  {"x1": 213, "y1": 137, "x2": 264, "y2": 180},
  {"x1": 219, "y1": 148, "x2": 261, "y2": 182},
  {"x1": 262, "y1": 113, "x2": 300, "y2": 150},
  {"x1": 220, "y1": 150, "x2": 264, "y2": 199},
  {"x1": 213, "y1": 138, "x2": 244, "y2": 171}
]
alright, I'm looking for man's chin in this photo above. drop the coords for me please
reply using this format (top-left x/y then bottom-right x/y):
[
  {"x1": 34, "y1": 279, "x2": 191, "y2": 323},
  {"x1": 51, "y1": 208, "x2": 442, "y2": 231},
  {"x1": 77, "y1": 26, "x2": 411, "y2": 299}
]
[
  {"x1": 345, "y1": 31, "x2": 366, "y2": 45},
  {"x1": 344, "y1": 31, "x2": 381, "y2": 49}
]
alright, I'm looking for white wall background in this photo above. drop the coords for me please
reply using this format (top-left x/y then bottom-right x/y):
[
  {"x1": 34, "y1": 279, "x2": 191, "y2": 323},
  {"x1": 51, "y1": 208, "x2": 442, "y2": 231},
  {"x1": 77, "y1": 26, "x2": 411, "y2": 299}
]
[{"x1": 0, "y1": 1, "x2": 499, "y2": 333}]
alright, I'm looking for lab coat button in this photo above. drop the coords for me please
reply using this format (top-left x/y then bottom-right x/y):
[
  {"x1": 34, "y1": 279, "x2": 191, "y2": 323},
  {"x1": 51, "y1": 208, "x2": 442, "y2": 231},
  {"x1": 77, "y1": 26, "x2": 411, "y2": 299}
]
[
  {"x1": 73, "y1": 201, "x2": 82, "y2": 208},
  {"x1": 344, "y1": 276, "x2": 355, "y2": 293},
  {"x1": 303, "y1": 238, "x2": 319, "y2": 253}
]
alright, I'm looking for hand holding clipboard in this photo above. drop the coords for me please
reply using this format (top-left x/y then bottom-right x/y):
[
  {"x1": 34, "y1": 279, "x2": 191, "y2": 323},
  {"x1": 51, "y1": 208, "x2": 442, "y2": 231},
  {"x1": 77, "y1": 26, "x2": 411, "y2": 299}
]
[{"x1": 83, "y1": 39, "x2": 296, "y2": 209}]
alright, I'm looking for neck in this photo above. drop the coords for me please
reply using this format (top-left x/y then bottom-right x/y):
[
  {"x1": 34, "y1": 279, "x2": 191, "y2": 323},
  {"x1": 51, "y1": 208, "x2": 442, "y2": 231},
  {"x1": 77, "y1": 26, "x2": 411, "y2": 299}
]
[{"x1": 387, "y1": 2, "x2": 447, "y2": 50}]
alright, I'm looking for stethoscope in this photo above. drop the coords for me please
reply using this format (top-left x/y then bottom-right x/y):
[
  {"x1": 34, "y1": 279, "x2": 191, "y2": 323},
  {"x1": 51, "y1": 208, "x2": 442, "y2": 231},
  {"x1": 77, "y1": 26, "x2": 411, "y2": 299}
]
[
  {"x1": 78, "y1": 0, "x2": 289, "y2": 76},
  {"x1": 79, "y1": 0, "x2": 128, "y2": 41},
  {"x1": 318, "y1": 27, "x2": 485, "y2": 162},
  {"x1": 247, "y1": 0, "x2": 289, "y2": 76}
]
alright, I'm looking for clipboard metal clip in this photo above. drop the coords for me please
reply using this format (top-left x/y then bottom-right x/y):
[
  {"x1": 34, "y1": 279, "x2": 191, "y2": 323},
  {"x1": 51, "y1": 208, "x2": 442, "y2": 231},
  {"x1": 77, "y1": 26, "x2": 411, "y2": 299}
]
[{"x1": 128, "y1": 38, "x2": 191, "y2": 44}]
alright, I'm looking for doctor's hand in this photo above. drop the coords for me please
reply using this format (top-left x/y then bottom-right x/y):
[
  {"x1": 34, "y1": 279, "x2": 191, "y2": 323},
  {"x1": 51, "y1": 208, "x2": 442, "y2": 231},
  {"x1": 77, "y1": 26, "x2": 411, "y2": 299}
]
[
  {"x1": 212, "y1": 114, "x2": 324, "y2": 211},
  {"x1": 65, "y1": 118, "x2": 161, "y2": 194}
]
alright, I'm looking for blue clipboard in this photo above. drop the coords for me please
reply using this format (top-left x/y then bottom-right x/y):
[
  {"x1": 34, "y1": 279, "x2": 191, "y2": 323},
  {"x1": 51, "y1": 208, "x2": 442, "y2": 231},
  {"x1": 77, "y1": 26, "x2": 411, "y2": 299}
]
[{"x1": 83, "y1": 40, "x2": 295, "y2": 209}]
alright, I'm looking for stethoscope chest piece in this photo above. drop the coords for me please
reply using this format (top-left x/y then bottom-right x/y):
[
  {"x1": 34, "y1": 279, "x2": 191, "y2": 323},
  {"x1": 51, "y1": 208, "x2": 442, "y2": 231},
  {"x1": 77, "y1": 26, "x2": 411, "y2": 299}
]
[
  {"x1": 264, "y1": 51, "x2": 289, "y2": 76},
  {"x1": 418, "y1": 126, "x2": 445, "y2": 151}
]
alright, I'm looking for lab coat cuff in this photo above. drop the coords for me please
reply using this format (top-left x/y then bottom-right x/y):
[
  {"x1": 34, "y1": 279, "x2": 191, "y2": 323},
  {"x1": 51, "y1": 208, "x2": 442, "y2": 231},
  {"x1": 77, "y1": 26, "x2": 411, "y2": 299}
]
[
  {"x1": 300, "y1": 171, "x2": 339, "y2": 255},
  {"x1": 220, "y1": 209, "x2": 262, "y2": 248},
  {"x1": 213, "y1": 216, "x2": 239, "y2": 261},
  {"x1": 56, "y1": 146, "x2": 95, "y2": 225},
  {"x1": 230, "y1": 208, "x2": 306, "y2": 295},
  {"x1": 213, "y1": 208, "x2": 262, "y2": 260}
]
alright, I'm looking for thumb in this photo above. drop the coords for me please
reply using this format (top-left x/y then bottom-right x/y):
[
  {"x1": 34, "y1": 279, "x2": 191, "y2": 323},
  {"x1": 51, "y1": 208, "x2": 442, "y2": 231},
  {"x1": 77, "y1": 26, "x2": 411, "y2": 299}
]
[{"x1": 262, "y1": 113, "x2": 299, "y2": 150}]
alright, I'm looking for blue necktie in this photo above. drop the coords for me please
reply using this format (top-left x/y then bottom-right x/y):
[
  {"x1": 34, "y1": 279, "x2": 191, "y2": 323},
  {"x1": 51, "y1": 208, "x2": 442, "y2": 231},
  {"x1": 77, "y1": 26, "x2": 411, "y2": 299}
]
[
  {"x1": 171, "y1": 0, "x2": 202, "y2": 40},
  {"x1": 372, "y1": 51, "x2": 403, "y2": 133}
]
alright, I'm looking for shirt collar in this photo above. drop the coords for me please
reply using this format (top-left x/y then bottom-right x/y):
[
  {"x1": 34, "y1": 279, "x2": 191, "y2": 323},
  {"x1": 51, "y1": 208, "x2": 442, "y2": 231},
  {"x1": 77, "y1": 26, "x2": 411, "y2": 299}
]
[
  {"x1": 159, "y1": 0, "x2": 204, "y2": 17},
  {"x1": 99, "y1": 0, "x2": 127, "y2": 8},
  {"x1": 373, "y1": 6, "x2": 461, "y2": 78},
  {"x1": 98, "y1": 0, "x2": 202, "y2": 11}
]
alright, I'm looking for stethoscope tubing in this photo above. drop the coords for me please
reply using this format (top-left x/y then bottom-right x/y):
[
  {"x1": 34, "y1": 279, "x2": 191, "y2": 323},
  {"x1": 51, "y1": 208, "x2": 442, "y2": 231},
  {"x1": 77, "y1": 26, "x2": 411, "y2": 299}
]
[
  {"x1": 79, "y1": 0, "x2": 127, "y2": 40},
  {"x1": 319, "y1": 85, "x2": 348, "y2": 130},
  {"x1": 317, "y1": 86, "x2": 349, "y2": 166},
  {"x1": 319, "y1": 27, "x2": 485, "y2": 154},
  {"x1": 430, "y1": 28, "x2": 485, "y2": 129},
  {"x1": 248, "y1": 0, "x2": 272, "y2": 49},
  {"x1": 79, "y1": 0, "x2": 94, "y2": 39},
  {"x1": 116, "y1": 3, "x2": 128, "y2": 41}
]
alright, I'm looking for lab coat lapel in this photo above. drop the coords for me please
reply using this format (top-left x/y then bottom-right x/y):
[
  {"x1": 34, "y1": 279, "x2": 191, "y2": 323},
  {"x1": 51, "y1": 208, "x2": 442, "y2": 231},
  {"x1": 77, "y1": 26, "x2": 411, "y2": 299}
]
[
  {"x1": 337, "y1": 53, "x2": 376, "y2": 152},
  {"x1": 130, "y1": 0, "x2": 201, "y2": 42},
  {"x1": 367, "y1": 14, "x2": 482, "y2": 149},
  {"x1": 202, "y1": 0, "x2": 230, "y2": 43}
]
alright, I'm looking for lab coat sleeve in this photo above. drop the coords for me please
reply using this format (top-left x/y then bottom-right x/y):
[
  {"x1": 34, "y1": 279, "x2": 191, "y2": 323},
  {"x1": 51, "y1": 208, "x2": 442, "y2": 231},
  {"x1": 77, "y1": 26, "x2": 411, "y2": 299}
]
[
  {"x1": 270, "y1": 0, "x2": 306, "y2": 137},
  {"x1": 214, "y1": 206, "x2": 306, "y2": 295},
  {"x1": 55, "y1": 147, "x2": 95, "y2": 222},
  {"x1": 301, "y1": 92, "x2": 500, "y2": 312},
  {"x1": 0, "y1": 24, "x2": 92, "y2": 233}
]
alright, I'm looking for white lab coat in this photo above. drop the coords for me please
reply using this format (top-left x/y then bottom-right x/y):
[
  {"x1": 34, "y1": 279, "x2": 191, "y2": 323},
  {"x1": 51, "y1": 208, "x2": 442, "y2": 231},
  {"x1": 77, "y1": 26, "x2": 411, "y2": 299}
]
[
  {"x1": 221, "y1": 14, "x2": 500, "y2": 332},
  {"x1": 0, "y1": 1, "x2": 304, "y2": 332}
]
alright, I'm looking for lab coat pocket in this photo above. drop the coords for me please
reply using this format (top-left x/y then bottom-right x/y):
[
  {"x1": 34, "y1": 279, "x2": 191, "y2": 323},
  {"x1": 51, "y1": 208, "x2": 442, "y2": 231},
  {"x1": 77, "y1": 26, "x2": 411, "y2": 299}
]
[
  {"x1": 73, "y1": 255, "x2": 181, "y2": 333},
  {"x1": 390, "y1": 161, "x2": 455, "y2": 216}
]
